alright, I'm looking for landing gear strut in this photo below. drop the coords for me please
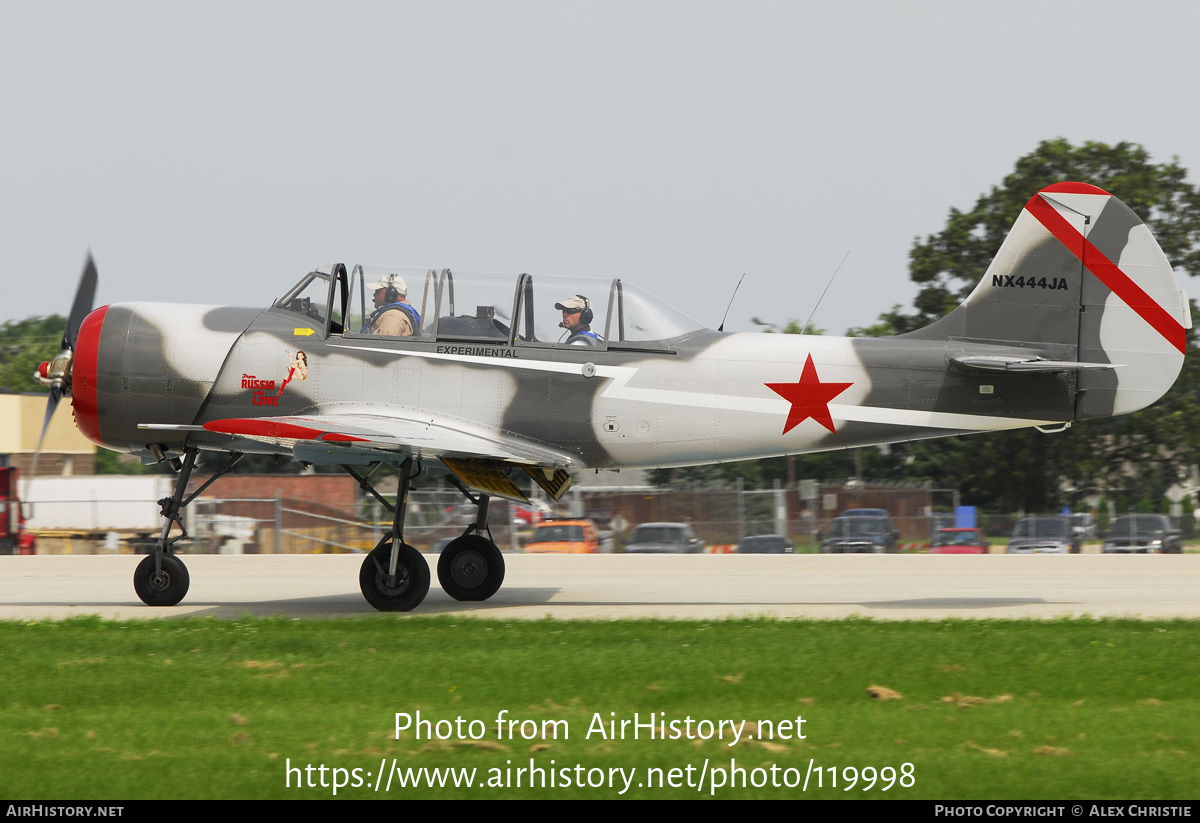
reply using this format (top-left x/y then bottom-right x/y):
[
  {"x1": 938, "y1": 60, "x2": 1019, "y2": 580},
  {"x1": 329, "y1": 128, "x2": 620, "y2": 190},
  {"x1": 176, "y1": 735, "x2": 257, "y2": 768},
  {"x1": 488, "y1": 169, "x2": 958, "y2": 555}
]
[
  {"x1": 352, "y1": 458, "x2": 431, "y2": 611},
  {"x1": 132, "y1": 446, "x2": 243, "y2": 607}
]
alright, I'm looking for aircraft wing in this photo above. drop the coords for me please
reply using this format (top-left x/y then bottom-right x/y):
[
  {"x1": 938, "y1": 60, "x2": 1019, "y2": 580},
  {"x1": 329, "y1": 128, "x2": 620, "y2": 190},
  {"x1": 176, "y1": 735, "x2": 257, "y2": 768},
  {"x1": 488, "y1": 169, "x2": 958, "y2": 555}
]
[{"x1": 144, "y1": 412, "x2": 580, "y2": 468}]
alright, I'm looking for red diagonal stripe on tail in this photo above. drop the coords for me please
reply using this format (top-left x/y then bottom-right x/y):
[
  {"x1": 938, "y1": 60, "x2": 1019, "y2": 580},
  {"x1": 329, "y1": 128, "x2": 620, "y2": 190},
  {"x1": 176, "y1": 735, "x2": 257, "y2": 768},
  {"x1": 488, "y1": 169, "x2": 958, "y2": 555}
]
[{"x1": 1025, "y1": 192, "x2": 1186, "y2": 354}]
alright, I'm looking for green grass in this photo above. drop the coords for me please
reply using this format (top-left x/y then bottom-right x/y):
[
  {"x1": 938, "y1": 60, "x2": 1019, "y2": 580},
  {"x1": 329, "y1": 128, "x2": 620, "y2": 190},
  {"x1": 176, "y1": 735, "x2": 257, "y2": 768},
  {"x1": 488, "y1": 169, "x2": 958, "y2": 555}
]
[{"x1": 1, "y1": 617, "x2": 1198, "y2": 799}]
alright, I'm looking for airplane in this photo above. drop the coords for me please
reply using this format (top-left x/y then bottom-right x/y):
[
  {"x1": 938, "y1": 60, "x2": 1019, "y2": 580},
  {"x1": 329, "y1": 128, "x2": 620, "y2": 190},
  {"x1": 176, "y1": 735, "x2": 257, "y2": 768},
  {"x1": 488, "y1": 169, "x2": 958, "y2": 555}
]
[{"x1": 31, "y1": 181, "x2": 1190, "y2": 611}]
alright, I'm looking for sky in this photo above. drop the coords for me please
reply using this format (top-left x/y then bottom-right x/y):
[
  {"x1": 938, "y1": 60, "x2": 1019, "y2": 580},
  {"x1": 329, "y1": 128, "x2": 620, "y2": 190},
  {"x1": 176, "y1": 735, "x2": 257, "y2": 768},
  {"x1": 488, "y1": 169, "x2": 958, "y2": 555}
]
[{"x1": 3, "y1": 1, "x2": 1199, "y2": 337}]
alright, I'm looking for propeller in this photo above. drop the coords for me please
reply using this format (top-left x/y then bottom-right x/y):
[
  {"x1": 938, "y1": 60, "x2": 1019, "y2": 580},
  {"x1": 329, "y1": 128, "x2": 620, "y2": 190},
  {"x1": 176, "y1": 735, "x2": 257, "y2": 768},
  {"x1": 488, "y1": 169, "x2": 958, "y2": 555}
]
[{"x1": 28, "y1": 255, "x2": 98, "y2": 496}]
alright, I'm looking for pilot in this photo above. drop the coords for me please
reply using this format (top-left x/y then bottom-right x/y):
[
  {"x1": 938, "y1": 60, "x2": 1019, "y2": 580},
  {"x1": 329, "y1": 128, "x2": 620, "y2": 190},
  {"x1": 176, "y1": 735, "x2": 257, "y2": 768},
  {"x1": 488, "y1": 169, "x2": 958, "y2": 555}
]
[
  {"x1": 555, "y1": 295, "x2": 603, "y2": 347},
  {"x1": 361, "y1": 274, "x2": 421, "y2": 337}
]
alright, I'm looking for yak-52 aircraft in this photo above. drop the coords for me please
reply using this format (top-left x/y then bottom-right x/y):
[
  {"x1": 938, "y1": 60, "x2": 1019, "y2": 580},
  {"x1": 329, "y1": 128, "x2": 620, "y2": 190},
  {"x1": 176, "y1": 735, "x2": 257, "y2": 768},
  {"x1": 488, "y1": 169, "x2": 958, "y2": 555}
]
[{"x1": 33, "y1": 182, "x2": 1190, "y2": 610}]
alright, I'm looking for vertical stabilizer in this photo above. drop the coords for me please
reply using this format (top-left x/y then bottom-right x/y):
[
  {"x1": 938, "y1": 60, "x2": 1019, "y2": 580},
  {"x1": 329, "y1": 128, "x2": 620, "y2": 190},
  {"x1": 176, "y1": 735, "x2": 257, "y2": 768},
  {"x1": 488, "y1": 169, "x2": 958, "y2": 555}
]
[{"x1": 908, "y1": 182, "x2": 1187, "y2": 419}]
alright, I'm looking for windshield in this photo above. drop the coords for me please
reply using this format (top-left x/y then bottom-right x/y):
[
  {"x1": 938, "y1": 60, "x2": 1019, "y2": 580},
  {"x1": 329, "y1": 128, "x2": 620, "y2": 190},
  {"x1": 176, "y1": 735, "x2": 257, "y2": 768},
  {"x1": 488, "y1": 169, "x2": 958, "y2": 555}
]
[
  {"x1": 631, "y1": 525, "x2": 688, "y2": 544},
  {"x1": 1012, "y1": 518, "x2": 1069, "y2": 538},
  {"x1": 527, "y1": 524, "x2": 586, "y2": 543},
  {"x1": 275, "y1": 269, "x2": 333, "y2": 325},
  {"x1": 1109, "y1": 516, "x2": 1169, "y2": 537}
]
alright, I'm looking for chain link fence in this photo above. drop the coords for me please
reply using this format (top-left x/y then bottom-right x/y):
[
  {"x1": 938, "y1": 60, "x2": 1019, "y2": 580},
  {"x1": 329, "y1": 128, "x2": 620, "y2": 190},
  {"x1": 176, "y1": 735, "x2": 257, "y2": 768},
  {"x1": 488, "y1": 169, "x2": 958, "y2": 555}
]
[
  {"x1": 34, "y1": 474, "x2": 1169, "y2": 555},
  {"x1": 186, "y1": 490, "x2": 525, "y2": 555}
]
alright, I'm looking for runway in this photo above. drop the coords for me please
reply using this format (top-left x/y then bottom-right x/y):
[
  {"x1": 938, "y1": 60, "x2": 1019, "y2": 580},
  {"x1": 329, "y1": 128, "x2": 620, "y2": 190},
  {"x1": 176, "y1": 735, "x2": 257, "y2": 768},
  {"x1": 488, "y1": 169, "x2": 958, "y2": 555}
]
[{"x1": 2, "y1": 553, "x2": 1199, "y2": 620}]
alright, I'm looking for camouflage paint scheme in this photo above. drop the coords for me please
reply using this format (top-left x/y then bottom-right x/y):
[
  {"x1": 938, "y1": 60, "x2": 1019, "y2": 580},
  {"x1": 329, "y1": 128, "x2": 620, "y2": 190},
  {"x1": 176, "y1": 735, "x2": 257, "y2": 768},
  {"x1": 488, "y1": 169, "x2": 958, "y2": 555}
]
[{"x1": 71, "y1": 184, "x2": 1188, "y2": 486}]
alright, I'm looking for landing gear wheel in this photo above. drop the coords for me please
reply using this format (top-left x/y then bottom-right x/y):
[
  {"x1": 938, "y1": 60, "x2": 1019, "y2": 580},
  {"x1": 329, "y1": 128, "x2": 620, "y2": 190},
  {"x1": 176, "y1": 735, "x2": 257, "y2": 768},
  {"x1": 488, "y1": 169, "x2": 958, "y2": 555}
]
[
  {"x1": 133, "y1": 553, "x2": 190, "y2": 607},
  {"x1": 360, "y1": 537, "x2": 430, "y2": 612},
  {"x1": 437, "y1": 534, "x2": 505, "y2": 601}
]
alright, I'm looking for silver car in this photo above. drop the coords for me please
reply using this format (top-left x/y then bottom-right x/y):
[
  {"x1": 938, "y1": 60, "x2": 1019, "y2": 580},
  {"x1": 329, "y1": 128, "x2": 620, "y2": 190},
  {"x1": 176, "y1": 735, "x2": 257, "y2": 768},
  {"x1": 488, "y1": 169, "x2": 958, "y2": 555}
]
[
  {"x1": 624, "y1": 523, "x2": 704, "y2": 554},
  {"x1": 1006, "y1": 517, "x2": 1080, "y2": 554}
]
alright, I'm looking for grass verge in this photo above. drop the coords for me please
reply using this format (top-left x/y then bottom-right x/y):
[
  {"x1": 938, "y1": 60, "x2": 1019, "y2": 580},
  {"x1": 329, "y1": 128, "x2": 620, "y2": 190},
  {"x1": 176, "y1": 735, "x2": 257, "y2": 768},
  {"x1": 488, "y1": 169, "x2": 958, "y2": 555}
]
[{"x1": 1, "y1": 616, "x2": 1197, "y2": 799}]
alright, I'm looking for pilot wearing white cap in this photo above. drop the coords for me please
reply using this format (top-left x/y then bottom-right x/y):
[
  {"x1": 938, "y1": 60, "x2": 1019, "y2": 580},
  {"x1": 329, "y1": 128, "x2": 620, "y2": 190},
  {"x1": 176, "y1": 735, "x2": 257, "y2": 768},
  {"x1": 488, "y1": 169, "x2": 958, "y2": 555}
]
[
  {"x1": 555, "y1": 295, "x2": 602, "y2": 347},
  {"x1": 361, "y1": 274, "x2": 421, "y2": 337}
]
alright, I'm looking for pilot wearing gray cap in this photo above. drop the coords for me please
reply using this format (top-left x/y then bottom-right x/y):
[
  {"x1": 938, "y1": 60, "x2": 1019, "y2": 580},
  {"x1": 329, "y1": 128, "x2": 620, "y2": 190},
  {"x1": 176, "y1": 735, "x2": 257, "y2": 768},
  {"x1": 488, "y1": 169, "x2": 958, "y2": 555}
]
[
  {"x1": 361, "y1": 274, "x2": 421, "y2": 337},
  {"x1": 555, "y1": 295, "x2": 602, "y2": 347}
]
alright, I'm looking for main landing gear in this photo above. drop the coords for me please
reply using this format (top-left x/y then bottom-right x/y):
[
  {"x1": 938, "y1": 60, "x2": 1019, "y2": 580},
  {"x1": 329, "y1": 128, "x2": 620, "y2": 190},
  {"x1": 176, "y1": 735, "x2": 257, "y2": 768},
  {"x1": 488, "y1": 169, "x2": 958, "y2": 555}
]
[
  {"x1": 133, "y1": 446, "x2": 243, "y2": 607},
  {"x1": 345, "y1": 460, "x2": 505, "y2": 611},
  {"x1": 436, "y1": 486, "x2": 505, "y2": 603},
  {"x1": 352, "y1": 458, "x2": 431, "y2": 612}
]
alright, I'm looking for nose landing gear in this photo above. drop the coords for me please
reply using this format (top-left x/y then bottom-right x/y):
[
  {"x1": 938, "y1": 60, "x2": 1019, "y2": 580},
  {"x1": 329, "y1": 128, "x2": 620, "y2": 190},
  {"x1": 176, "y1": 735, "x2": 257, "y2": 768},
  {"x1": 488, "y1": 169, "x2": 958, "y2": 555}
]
[
  {"x1": 133, "y1": 553, "x2": 191, "y2": 607},
  {"x1": 132, "y1": 446, "x2": 243, "y2": 607}
]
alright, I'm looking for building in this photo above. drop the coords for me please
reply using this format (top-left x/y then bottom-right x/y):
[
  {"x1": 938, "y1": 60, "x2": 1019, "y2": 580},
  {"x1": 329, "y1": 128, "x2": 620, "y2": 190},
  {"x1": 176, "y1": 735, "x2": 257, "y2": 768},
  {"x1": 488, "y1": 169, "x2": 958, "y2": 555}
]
[{"x1": 0, "y1": 391, "x2": 96, "y2": 476}]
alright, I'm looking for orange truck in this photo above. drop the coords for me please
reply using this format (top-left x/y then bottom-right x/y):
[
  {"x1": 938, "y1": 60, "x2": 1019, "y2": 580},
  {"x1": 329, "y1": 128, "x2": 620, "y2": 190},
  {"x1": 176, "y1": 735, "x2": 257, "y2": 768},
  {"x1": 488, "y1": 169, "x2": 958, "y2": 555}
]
[
  {"x1": 523, "y1": 518, "x2": 601, "y2": 553},
  {"x1": 0, "y1": 467, "x2": 36, "y2": 555}
]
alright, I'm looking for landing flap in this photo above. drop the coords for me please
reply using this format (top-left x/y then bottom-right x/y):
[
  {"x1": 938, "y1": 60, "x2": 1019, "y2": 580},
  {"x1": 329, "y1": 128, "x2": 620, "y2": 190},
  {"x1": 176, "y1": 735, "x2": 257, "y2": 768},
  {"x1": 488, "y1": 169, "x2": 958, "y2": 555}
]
[
  {"x1": 442, "y1": 458, "x2": 530, "y2": 503},
  {"x1": 524, "y1": 467, "x2": 574, "y2": 501}
]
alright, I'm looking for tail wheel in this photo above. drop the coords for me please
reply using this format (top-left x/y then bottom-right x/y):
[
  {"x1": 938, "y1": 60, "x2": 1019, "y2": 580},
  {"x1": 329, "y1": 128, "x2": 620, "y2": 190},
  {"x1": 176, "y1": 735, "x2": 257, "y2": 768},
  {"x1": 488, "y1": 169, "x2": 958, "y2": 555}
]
[
  {"x1": 437, "y1": 534, "x2": 505, "y2": 602},
  {"x1": 359, "y1": 537, "x2": 430, "y2": 612},
  {"x1": 133, "y1": 553, "x2": 190, "y2": 607}
]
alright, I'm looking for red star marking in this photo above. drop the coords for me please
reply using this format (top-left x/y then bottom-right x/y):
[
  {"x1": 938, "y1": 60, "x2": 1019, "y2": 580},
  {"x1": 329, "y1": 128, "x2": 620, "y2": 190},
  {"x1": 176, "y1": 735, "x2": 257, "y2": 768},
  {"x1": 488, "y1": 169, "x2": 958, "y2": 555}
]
[{"x1": 765, "y1": 354, "x2": 853, "y2": 435}]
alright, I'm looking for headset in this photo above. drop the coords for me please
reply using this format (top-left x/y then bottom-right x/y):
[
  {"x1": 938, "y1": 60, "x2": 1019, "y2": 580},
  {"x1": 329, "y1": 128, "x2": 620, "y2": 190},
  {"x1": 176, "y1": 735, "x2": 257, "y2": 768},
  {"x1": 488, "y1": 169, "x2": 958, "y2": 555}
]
[
  {"x1": 567, "y1": 295, "x2": 593, "y2": 325},
  {"x1": 382, "y1": 275, "x2": 402, "y2": 304}
]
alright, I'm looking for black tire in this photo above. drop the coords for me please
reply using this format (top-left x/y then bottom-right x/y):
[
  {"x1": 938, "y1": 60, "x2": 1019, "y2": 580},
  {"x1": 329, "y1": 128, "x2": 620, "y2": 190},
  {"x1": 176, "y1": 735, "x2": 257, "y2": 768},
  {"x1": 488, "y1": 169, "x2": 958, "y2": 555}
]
[
  {"x1": 437, "y1": 534, "x2": 505, "y2": 601},
  {"x1": 133, "y1": 553, "x2": 190, "y2": 607},
  {"x1": 359, "y1": 537, "x2": 430, "y2": 612}
]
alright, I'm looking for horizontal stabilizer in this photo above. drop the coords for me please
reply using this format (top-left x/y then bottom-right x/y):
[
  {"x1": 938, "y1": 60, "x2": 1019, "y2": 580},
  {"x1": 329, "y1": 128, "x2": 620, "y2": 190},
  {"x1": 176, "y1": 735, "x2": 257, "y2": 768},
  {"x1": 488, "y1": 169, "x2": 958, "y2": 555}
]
[{"x1": 952, "y1": 356, "x2": 1121, "y2": 373}]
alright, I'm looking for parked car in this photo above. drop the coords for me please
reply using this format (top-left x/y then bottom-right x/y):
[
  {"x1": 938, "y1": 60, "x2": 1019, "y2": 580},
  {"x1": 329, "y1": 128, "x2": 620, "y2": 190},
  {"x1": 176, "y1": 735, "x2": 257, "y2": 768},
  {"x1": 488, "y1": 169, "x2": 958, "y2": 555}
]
[
  {"x1": 511, "y1": 501, "x2": 551, "y2": 527},
  {"x1": 524, "y1": 518, "x2": 601, "y2": 553},
  {"x1": 1006, "y1": 516, "x2": 1080, "y2": 554},
  {"x1": 737, "y1": 534, "x2": 794, "y2": 554},
  {"x1": 820, "y1": 516, "x2": 898, "y2": 553},
  {"x1": 929, "y1": 527, "x2": 988, "y2": 554},
  {"x1": 624, "y1": 522, "x2": 704, "y2": 554},
  {"x1": 1102, "y1": 515, "x2": 1182, "y2": 554}
]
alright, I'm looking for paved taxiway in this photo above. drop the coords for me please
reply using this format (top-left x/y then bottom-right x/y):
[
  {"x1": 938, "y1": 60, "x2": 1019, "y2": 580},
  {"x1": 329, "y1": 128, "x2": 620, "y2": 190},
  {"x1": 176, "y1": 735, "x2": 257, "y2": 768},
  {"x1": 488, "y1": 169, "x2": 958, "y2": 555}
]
[{"x1": 1, "y1": 553, "x2": 1198, "y2": 620}]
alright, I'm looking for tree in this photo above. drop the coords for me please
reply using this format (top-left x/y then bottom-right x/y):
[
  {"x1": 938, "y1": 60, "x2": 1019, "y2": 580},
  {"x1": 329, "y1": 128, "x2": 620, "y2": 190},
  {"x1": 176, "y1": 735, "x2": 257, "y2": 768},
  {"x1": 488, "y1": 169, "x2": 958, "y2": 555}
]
[
  {"x1": 0, "y1": 315, "x2": 65, "y2": 393},
  {"x1": 875, "y1": 140, "x2": 1200, "y2": 510},
  {"x1": 904, "y1": 138, "x2": 1200, "y2": 331}
]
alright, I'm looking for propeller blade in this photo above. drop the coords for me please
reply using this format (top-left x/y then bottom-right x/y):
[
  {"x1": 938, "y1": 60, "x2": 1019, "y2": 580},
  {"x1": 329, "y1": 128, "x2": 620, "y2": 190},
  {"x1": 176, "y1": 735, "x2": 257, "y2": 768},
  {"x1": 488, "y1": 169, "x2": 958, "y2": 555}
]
[
  {"x1": 62, "y1": 255, "x2": 98, "y2": 350},
  {"x1": 24, "y1": 386, "x2": 60, "y2": 500}
]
